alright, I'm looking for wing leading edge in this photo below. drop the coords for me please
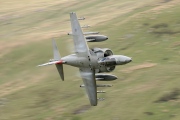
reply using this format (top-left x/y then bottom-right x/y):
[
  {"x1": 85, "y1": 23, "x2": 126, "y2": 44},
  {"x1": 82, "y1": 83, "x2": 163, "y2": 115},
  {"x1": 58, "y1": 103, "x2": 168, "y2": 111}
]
[
  {"x1": 70, "y1": 12, "x2": 97, "y2": 106},
  {"x1": 69, "y1": 12, "x2": 90, "y2": 57},
  {"x1": 80, "y1": 68, "x2": 97, "y2": 106}
]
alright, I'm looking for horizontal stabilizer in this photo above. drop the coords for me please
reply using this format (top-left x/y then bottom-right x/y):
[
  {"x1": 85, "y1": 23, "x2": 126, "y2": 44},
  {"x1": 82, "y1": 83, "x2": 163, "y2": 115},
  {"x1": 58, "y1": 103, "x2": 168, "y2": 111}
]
[
  {"x1": 52, "y1": 40, "x2": 61, "y2": 60},
  {"x1": 56, "y1": 64, "x2": 64, "y2": 81},
  {"x1": 37, "y1": 39, "x2": 65, "y2": 81}
]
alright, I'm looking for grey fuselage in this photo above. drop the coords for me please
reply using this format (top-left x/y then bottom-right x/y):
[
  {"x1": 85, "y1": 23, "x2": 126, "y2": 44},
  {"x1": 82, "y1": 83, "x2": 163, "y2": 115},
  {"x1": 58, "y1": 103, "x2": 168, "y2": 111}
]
[{"x1": 61, "y1": 50, "x2": 132, "y2": 73}]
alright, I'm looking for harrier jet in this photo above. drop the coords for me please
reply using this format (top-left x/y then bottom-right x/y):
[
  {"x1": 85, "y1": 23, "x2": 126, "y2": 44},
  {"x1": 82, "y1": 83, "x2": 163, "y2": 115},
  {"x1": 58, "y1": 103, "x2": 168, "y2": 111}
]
[{"x1": 38, "y1": 12, "x2": 132, "y2": 106}]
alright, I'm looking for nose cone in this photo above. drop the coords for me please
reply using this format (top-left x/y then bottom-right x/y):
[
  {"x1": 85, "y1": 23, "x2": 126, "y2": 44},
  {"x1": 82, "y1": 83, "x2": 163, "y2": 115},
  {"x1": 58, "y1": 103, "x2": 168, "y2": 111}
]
[
  {"x1": 126, "y1": 57, "x2": 132, "y2": 63},
  {"x1": 105, "y1": 36, "x2": 108, "y2": 40}
]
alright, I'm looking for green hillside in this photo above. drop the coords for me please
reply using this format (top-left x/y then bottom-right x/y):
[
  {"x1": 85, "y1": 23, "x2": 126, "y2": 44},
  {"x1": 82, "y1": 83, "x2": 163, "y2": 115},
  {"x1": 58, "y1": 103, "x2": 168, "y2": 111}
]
[{"x1": 0, "y1": 0, "x2": 180, "y2": 120}]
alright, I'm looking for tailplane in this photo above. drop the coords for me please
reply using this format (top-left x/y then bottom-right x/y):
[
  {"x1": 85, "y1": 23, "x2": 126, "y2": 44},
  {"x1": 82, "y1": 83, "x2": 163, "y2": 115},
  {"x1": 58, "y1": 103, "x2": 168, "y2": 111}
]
[
  {"x1": 52, "y1": 39, "x2": 64, "y2": 81},
  {"x1": 52, "y1": 40, "x2": 61, "y2": 61},
  {"x1": 56, "y1": 64, "x2": 64, "y2": 80},
  {"x1": 37, "y1": 39, "x2": 65, "y2": 81}
]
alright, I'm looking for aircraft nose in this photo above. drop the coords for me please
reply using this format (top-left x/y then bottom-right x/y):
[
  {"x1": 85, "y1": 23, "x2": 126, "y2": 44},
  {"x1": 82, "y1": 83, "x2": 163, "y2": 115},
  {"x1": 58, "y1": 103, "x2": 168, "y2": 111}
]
[
  {"x1": 106, "y1": 36, "x2": 108, "y2": 40},
  {"x1": 126, "y1": 57, "x2": 132, "y2": 63}
]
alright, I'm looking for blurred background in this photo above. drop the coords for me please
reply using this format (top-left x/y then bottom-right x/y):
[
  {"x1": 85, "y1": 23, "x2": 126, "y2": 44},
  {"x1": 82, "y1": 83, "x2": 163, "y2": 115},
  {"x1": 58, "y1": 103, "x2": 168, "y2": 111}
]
[{"x1": 0, "y1": 0, "x2": 180, "y2": 120}]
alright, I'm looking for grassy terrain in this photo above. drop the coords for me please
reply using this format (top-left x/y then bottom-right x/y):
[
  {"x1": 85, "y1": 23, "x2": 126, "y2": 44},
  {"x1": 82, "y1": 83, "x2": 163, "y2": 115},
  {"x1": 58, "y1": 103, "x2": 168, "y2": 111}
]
[{"x1": 0, "y1": 0, "x2": 180, "y2": 120}]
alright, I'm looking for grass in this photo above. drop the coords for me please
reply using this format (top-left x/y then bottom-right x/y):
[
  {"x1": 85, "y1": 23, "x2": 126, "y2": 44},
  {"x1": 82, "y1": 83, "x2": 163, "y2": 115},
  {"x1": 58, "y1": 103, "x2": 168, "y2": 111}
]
[{"x1": 0, "y1": 0, "x2": 180, "y2": 120}]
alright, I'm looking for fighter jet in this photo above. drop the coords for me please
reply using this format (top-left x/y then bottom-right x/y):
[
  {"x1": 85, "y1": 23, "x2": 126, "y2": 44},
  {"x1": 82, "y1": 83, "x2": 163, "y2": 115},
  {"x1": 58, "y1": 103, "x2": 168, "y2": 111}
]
[{"x1": 38, "y1": 12, "x2": 132, "y2": 106}]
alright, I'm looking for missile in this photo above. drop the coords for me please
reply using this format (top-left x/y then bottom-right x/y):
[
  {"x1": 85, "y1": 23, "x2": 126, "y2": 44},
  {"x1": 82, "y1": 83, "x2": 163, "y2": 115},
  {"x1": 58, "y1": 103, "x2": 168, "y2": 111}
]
[
  {"x1": 97, "y1": 91, "x2": 106, "y2": 93},
  {"x1": 81, "y1": 25, "x2": 90, "y2": 28},
  {"x1": 83, "y1": 32, "x2": 99, "y2": 35},
  {"x1": 85, "y1": 35, "x2": 108, "y2": 42},
  {"x1": 78, "y1": 17, "x2": 85, "y2": 20},
  {"x1": 68, "y1": 32, "x2": 99, "y2": 35},
  {"x1": 67, "y1": 17, "x2": 85, "y2": 21},
  {"x1": 97, "y1": 98, "x2": 105, "y2": 101},
  {"x1": 80, "y1": 84, "x2": 113, "y2": 87},
  {"x1": 96, "y1": 84, "x2": 113, "y2": 87},
  {"x1": 80, "y1": 84, "x2": 84, "y2": 87},
  {"x1": 95, "y1": 74, "x2": 117, "y2": 81}
]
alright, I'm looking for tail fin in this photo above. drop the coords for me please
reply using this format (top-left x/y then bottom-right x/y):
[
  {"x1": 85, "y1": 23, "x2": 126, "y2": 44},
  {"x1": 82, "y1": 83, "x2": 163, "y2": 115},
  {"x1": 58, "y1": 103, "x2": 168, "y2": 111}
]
[
  {"x1": 52, "y1": 39, "x2": 64, "y2": 81},
  {"x1": 38, "y1": 40, "x2": 64, "y2": 81}
]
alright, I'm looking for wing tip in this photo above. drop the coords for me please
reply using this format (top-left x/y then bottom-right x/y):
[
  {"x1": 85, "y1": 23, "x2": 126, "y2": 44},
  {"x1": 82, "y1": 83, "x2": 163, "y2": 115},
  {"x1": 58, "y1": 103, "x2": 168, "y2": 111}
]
[
  {"x1": 70, "y1": 12, "x2": 76, "y2": 14},
  {"x1": 90, "y1": 102, "x2": 97, "y2": 106}
]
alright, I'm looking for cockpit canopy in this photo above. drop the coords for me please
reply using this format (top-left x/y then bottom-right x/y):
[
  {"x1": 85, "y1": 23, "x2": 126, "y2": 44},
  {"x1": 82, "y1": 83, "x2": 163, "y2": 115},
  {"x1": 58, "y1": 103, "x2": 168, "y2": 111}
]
[{"x1": 90, "y1": 48, "x2": 113, "y2": 58}]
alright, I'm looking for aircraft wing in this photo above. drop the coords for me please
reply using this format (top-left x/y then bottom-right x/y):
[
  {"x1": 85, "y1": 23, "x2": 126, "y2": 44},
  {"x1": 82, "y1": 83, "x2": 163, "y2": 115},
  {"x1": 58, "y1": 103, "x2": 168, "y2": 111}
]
[
  {"x1": 70, "y1": 13, "x2": 97, "y2": 105},
  {"x1": 79, "y1": 68, "x2": 97, "y2": 106},
  {"x1": 70, "y1": 12, "x2": 90, "y2": 57}
]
